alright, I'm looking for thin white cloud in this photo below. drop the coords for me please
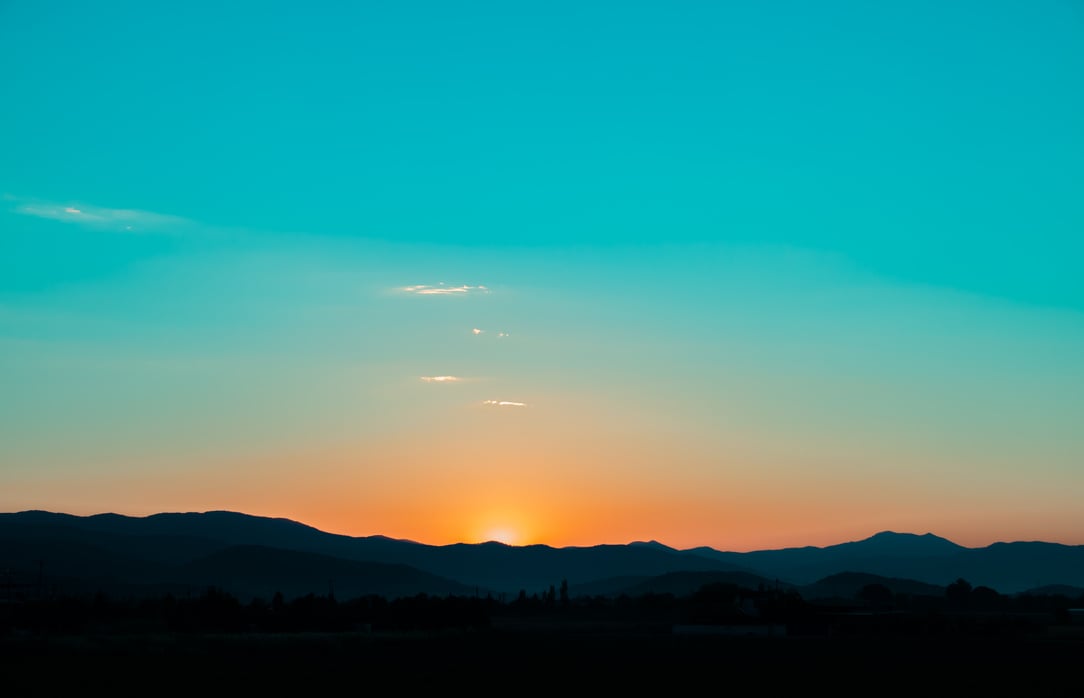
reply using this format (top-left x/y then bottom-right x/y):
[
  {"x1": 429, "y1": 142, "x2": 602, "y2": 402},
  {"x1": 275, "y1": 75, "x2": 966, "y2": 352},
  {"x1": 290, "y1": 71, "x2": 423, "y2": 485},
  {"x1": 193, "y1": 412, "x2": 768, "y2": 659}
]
[
  {"x1": 420, "y1": 375, "x2": 462, "y2": 383},
  {"x1": 472, "y1": 328, "x2": 510, "y2": 338},
  {"x1": 399, "y1": 283, "x2": 489, "y2": 296},
  {"x1": 12, "y1": 196, "x2": 190, "y2": 232},
  {"x1": 482, "y1": 400, "x2": 527, "y2": 407}
]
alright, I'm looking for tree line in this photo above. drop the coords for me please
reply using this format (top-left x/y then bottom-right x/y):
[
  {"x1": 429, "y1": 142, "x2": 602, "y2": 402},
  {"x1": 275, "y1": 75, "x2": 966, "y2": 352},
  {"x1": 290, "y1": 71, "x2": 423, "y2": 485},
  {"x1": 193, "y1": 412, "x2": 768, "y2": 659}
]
[{"x1": 1, "y1": 578, "x2": 1080, "y2": 637}]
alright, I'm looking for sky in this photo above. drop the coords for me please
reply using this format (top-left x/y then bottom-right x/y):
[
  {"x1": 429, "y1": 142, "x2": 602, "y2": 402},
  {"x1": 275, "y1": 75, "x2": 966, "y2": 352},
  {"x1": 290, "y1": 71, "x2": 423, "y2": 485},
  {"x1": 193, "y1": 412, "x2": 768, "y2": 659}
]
[{"x1": 2, "y1": 1, "x2": 1082, "y2": 551}]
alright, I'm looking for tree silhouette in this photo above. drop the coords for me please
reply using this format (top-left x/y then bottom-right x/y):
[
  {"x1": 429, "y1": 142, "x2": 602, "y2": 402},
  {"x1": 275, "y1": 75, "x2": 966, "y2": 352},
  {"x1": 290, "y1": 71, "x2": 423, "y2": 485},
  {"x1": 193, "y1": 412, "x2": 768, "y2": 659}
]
[
  {"x1": 858, "y1": 582, "x2": 893, "y2": 608},
  {"x1": 946, "y1": 578, "x2": 972, "y2": 606},
  {"x1": 971, "y1": 585, "x2": 1002, "y2": 610}
]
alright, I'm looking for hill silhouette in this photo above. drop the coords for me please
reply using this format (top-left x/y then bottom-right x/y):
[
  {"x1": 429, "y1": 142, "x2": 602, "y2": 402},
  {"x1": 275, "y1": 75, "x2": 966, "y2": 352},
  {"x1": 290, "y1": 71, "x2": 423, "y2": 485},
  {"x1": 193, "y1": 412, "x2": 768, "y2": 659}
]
[
  {"x1": 178, "y1": 545, "x2": 472, "y2": 600},
  {"x1": 797, "y1": 571, "x2": 946, "y2": 602},
  {"x1": 2, "y1": 511, "x2": 1083, "y2": 600},
  {"x1": 575, "y1": 569, "x2": 783, "y2": 598},
  {"x1": 0, "y1": 511, "x2": 752, "y2": 598},
  {"x1": 688, "y1": 531, "x2": 1084, "y2": 592}
]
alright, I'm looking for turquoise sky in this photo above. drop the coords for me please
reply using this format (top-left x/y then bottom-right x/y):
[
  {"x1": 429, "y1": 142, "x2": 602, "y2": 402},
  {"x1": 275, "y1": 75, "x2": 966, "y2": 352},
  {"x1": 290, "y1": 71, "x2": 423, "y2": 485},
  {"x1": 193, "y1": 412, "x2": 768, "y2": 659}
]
[{"x1": 2, "y1": 1, "x2": 1082, "y2": 549}]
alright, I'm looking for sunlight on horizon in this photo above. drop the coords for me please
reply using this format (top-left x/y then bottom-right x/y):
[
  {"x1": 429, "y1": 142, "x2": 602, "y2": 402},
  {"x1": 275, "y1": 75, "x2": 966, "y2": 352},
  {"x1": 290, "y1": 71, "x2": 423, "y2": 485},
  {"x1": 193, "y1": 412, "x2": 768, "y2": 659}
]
[{"x1": 481, "y1": 527, "x2": 519, "y2": 546}]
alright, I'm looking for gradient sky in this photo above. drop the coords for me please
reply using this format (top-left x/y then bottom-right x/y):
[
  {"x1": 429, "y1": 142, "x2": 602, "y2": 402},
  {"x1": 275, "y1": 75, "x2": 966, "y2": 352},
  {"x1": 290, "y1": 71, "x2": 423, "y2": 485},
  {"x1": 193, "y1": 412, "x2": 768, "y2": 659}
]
[{"x1": 2, "y1": 1, "x2": 1082, "y2": 551}]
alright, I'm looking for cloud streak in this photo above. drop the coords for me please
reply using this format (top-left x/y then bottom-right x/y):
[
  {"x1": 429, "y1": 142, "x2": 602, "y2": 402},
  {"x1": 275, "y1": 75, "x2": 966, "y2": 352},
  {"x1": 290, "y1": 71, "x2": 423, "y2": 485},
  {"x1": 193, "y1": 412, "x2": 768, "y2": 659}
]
[
  {"x1": 11, "y1": 196, "x2": 190, "y2": 232},
  {"x1": 420, "y1": 376, "x2": 463, "y2": 383},
  {"x1": 482, "y1": 400, "x2": 527, "y2": 407},
  {"x1": 399, "y1": 284, "x2": 489, "y2": 296}
]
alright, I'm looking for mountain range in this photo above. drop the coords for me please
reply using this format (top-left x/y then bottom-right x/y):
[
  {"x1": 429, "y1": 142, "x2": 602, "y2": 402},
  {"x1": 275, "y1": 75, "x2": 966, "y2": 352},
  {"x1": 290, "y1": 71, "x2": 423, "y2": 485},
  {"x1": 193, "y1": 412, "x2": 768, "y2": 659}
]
[{"x1": 2, "y1": 510, "x2": 1082, "y2": 602}]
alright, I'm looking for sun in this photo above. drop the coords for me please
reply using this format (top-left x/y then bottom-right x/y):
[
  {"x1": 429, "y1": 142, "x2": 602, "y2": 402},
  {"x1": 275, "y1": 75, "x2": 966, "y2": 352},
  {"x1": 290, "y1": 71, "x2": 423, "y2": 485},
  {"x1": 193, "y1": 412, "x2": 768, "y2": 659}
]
[
  {"x1": 483, "y1": 526, "x2": 519, "y2": 546},
  {"x1": 469, "y1": 507, "x2": 536, "y2": 546}
]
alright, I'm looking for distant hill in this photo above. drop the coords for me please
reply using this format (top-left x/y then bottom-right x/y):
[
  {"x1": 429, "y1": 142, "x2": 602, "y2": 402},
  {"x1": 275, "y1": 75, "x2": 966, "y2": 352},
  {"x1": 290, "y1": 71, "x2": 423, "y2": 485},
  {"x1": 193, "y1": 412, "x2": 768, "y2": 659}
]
[
  {"x1": 688, "y1": 531, "x2": 1084, "y2": 593},
  {"x1": 0, "y1": 532, "x2": 182, "y2": 598},
  {"x1": 0, "y1": 513, "x2": 467, "y2": 601},
  {"x1": 178, "y1": 545, "x2": 472, "y2": 601},
  {"x1": 1017, "y1": 584, "x2": 1084, "y2": 598},
  {"x1": 597, "y1": 569, "x2": 784, "y2": 598},
  {"x1": 0, "y1": 511, "x2": 751, "y2": 599},
  {"x1": 2, "y1": 511, "x2": 1083, "y2": 599},
  {"x1": 798, "y1": 571, "x2": 946, "y2": 602}
]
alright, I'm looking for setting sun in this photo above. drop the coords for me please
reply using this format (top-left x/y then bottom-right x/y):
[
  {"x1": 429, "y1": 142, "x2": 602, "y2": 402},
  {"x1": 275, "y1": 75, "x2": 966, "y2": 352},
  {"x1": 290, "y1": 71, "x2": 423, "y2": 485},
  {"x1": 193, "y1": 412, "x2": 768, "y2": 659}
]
[
  {"x1": 468, "y1": 508, "x2": 537, "y2": 546},
  {"x1": 482, "y1": 527, "x2": 519, "y2": 546}
]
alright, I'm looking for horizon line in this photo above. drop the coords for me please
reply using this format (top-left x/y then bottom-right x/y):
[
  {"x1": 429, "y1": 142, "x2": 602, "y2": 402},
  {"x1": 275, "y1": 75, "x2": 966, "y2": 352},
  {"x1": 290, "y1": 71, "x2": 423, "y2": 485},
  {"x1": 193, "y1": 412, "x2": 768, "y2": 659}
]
[{"x1": 5, "y1": 508, "x2": 1078, "y2": 552}]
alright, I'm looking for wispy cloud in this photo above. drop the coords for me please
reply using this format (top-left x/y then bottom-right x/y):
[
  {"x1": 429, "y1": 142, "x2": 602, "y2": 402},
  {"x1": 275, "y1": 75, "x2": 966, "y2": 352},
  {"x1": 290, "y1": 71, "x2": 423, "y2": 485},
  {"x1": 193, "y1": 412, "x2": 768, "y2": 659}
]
[
  {"x1": 482, "y1": 400, "x2": 527, "y2": 407},
  {"x1": 399, "y1": 283, "x2": 489, "y2": 296},
  {"x1": 471, "y1": 328, "x2": 510, "y2": 337},
  {"x1": 10, "y1": 196, "x2": 190, "y2": 232},
  {"x1": 420, "y1": 375, "x2": 463, "y2": 383}
]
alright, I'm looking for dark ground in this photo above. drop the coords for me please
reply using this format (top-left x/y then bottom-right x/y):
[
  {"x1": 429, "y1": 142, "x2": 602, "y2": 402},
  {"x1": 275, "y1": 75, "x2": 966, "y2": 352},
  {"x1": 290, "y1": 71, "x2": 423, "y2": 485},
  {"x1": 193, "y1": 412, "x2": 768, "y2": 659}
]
[{"x1": 3, "y1": 620, "x2": 1081, "y2": 696}]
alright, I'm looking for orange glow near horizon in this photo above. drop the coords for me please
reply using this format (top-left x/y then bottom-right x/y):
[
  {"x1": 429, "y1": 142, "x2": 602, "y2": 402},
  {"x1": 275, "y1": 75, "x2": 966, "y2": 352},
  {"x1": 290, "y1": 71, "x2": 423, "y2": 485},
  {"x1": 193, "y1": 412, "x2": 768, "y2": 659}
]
[
  {"x1": 7, "y1": 473, "x2": 1084, "y2": 552},
  {"x1": 5, "y1": 419, "x2": 1084, "y2": 552},
  {"x1": 478, "y1": 525, "x2": 521, "y2": 546}
]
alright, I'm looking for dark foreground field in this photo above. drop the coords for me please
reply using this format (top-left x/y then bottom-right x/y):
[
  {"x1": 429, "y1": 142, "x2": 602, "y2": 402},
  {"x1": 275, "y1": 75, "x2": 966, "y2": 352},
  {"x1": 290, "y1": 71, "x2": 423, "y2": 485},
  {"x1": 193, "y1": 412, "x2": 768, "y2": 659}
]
[{"x1": 3, "y1": 621, "x2": 1080, "y2": 696}]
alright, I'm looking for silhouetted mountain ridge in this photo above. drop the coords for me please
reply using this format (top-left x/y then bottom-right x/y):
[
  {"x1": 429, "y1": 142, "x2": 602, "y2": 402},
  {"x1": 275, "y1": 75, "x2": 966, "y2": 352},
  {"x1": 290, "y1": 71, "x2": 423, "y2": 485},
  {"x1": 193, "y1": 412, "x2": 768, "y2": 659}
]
[
  {"x1": 798, "y1": 571, "x2": 947, "y2": 601},
  {"x1": 2, "y1": 511, "x2": 1082, "y2": 597},
  {"x1": 589, "y1": 569, "x2": 787, "y2": 598},
  {"x1": 179, "y1": 544, "x2": 471, "y2": 600},
  {"x1": 688, "y1": 531, "x2": 1083, "y2": 593}
]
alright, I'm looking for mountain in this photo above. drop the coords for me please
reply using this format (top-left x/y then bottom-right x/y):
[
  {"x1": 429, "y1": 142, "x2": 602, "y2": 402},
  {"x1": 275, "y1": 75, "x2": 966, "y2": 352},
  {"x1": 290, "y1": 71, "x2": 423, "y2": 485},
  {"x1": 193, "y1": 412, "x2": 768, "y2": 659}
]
[
  {"x1": 1020, "y1": 584, "x2": 1084, "y2": 598},
  {"x1": 797, "y1": 571, "x2": 946, "y2": 602},
  {"x1": 0, "y1": 513, "x2": 467, "y2": 600},
  {"x1": 689, "y1": 531, "x2": 1084, "y2": 593},
  {"x1": 3, "y1": 512, "x2": 1082, "y2": 599},
  {"x1": 0, "y1": 511, "x2": 752, "y2": 599},
  {"x1": 0, "y1": 532, "x2": 181, "y2": 598},
  {"x1": 399, "y1": 541, "x2": 755, "y2": 595},
  {"x1": 584, "y1": 569, "x2": 784, "y2": 598},
  {"x1": 178, "y1": 545, "x2": 472, "y2": 601},
  {"x1": 688, "y1": 530, "x2": 964, "y2": 578}
]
